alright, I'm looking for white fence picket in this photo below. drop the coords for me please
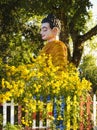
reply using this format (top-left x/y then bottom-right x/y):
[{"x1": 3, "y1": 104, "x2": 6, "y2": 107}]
[
  {"x1": 10, "y1": 99, "x2": 14, "y2": 125},
  {"x1": 32, "y1": 119, "x2": 36, "y2": 128},
  {"x1": 3, "y1": 102, "x2": 7, "y2": 127}
]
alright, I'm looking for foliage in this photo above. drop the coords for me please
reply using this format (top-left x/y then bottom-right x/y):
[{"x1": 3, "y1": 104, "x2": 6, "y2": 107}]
[
  {"x1": 0, "y1": 54, "x2": 91, "y2": 129},
  {"x1": 0, "y1": 15, "x2": 43, "y2": 65},
  {"x1": 0, "y1": 114, "x2": 3, "y2": 126},
  {"x1": 80, "y1": 54, "x2": 97, "y2": 93},
  {"x1": 0, "y1": 0, "x2": 97, "y2": 67},
  {"x1": 3, "y1": 123, "x2": 22, "y2": 130},
  {"x1": 0, "y1": 12, "x2": 43, "y2": 87},
  {"x1": 0, "y1": 0, "x2": 43, "y2": 64}
]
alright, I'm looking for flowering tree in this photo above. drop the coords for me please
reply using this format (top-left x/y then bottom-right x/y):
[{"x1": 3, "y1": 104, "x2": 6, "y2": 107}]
[{"x1": 0, "y1": 0, "x2": 97, "y2": 67}]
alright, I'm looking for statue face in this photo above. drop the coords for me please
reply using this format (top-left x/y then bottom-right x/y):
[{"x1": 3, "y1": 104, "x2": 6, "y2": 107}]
[{"x1": 40, "y1": 22, "x2": 55, "y2": 42}]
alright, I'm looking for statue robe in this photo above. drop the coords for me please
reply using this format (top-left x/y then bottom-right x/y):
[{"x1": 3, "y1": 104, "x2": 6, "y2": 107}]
[{"x1": 40, "y1": 40, "x2": 67, "y2": 71}]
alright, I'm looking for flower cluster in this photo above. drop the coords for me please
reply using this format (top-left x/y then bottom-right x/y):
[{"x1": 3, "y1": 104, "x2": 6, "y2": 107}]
[{"x1": 0, "y1": 54, "x2": 91, "y2": 129}]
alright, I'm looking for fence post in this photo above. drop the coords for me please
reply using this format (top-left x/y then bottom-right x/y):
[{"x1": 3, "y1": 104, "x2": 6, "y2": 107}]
[
  {"x1": 32, "y1": 111, "x2": 36, "y2": 130},
  {"x1": 60, "y1": 96, "x2": 65, "y2": 130},
  {"x1": 18, "y1": 105, "x2": 22, "y2": 125},
  {"x1": 80, "y1": 96, "x2": 84, "y2": 130},
  {"x1": 86, "y1": 95, "x2": 92, "y2": 130},
  {"x1": 66, "y1": 96, "x2": 71, "y2": 130},
  {"x1": 47, "y1": 95, "x2": 52, "y2": 128},
  {"x1": 53, "y1": 97, "x2": 57, "y2": 129},
  {"x1": 93, "y1": 94, "x2": 96, "y2": 128},
  {"x1": 39, "y1": 96, "x2": 43, "y2": 129}
]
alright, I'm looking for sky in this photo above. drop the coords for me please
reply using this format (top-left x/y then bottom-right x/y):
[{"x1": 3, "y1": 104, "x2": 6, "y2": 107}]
[{"x1": 90, "y1": 0, "x2": 97, "y2": 19}]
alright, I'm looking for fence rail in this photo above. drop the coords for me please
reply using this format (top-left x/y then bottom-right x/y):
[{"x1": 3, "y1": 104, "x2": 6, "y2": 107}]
[{"x1": 0, "y1": 95, "x2": 97, "y2": 130}]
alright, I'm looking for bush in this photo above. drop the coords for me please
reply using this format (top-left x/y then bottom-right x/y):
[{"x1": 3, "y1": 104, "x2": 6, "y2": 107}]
[
  {"x1": 0, "y1": 54, "x2": 91, "y2": 129},
  {"x1": 3, "y1": 123, "x2": 22, "y2": 130}
]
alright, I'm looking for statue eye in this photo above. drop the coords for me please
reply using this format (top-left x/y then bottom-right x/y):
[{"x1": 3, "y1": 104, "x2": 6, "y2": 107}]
[
  {"x1": 43, "y1": 29, "x2": 47, "y2": 31},
  {"x1": 42, "y1": 27, "x2": 48, "y2": 32}
]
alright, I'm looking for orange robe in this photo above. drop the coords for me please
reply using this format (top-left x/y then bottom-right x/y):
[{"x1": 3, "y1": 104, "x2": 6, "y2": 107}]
[{"x1": 40, "y1": 40, "x2": 67, "y2": 71}]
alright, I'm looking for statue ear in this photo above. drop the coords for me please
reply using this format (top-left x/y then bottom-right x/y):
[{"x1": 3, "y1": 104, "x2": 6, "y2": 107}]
[{"x1": 53, "y1": 27, "x2": 59, "y2": 35}]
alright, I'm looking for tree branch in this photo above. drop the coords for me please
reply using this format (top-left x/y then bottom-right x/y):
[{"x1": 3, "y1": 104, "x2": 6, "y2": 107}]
[
  {"x1": 80, "y1": 24, "x2": 97, "y2": 43},
  {"x1": 71, "y1": 24, "x2": 97, "y2": 67}
]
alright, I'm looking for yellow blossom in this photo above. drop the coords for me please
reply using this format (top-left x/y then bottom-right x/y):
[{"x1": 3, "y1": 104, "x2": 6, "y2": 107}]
[{"x1": 2, "y1": 78, "x2": 5, "y2": 88}]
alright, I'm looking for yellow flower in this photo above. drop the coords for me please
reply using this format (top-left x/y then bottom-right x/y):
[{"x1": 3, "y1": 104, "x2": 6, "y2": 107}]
[
  {"x1": 57, "y1": 115, "x2": 63, "y2": 120},
  {"x1": 35, "y1": 87, "x2": 39, "y2": 93},
  {"x1": 47, "y1": 102, "x2": 53, "y2": 112},
  {"x1": 2, "y1": 78, "x2": 5, "y2": 88},
  {"x1": 23, "y1": 98, "x2": 28, "y2": 103}
]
